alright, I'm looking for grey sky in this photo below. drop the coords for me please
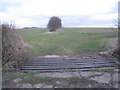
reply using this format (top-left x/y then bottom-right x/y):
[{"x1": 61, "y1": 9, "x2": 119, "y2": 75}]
[{"x1": 0, "y1": 0, "x2": 118, "y2": 28}]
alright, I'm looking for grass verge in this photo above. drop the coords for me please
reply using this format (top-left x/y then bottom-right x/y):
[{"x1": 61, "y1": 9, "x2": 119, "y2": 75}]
[{"x1": 2, "y1": 71, "x2": 54, "y2": 85}]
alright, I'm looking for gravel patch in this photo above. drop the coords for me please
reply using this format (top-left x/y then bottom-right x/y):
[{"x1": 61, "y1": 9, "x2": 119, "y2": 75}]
[
  {"x1": 13, "y1": 78, "x2": 23, "y2": 84},
  {"x1": 112, "y1": 73, "x2": 118, "y2": 82},
  {"x1": 90, "y1": 73, "x2": 111, "y2": 84},
  {"x1": 42, "y1": 85, "x2": 53, "y2": 88},
  {"x1": 55, "y1": 81, "x2": 61, "y2": 85},
  {"x1": 34, "y1": 83, "x2": 44, "y2": 88},
  {"x1": 80, "y1": 71, "x2": 95, "y2": 78},
  {"x1": 113, "y1": 83, "x2": 119, "y2": 88},
  {"x1": 19, "y1": 83, "x2": 33, "y2": 88},
  {"x1": 94, "y1": 72, "x2": 102, "y2": 75}
]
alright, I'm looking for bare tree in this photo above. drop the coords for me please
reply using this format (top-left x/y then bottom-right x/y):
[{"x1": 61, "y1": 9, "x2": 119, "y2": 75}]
[
  {"x1": 47, "y1": 16, "x2": 62, "y2": 32},
  {"x1": 113, "y1": 19, "x2": 120, "y2": 28}
]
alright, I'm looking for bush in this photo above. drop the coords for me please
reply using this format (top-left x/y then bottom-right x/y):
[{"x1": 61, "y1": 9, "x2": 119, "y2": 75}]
[{"x1": 2, "y1": 24, "x2": 30, "y2": 66}]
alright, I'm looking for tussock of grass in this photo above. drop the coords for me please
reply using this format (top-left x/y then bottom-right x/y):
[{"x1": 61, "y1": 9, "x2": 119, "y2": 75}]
[{"x1": 67, "y1": 77, "x2": 81, "y2": 84}]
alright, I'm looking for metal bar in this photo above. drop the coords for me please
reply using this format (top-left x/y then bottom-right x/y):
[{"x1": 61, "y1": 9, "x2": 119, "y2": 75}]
[{"x1": 20, "y1": 67, "x2": 117, "y2": 72}]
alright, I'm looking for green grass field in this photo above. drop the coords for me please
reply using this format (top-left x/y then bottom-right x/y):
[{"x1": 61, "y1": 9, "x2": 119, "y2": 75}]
[{"x1": 18, "y1": 28, "x2": 118, "y2": 57}]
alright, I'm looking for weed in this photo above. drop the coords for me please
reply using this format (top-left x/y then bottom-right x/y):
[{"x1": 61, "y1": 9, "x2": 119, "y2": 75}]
[
  {"x1": 23, "y1": 76, "x2": 53, "y2": 85},
  {"x1": 67, "y1": 77, "x2": 81, "y2": 84}
]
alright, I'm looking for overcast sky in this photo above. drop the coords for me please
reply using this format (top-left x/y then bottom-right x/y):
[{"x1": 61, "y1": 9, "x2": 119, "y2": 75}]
[{"x1": 0, "y1": 0, "x2": 119, "y2": 28}]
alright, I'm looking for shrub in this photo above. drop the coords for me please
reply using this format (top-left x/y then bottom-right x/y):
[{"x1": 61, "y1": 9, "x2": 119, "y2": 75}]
[{"x1": 2, "y1": 24, "x2": 31, "y2": 67}]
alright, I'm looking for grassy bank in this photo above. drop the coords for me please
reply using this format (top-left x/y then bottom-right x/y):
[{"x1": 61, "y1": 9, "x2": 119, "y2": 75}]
[{"x1": 18, "y1": 28, "x2": 118, "y2": 57}]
